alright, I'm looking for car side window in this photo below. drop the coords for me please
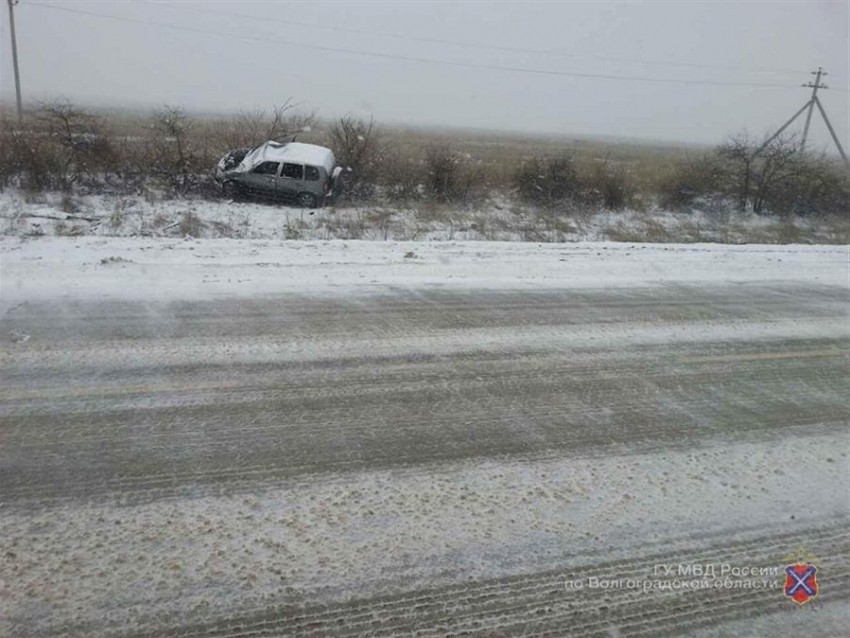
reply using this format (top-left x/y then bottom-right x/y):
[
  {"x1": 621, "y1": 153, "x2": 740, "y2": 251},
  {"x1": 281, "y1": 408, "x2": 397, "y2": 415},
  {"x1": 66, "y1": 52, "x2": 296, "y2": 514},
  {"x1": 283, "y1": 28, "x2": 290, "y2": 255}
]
[
  {"x1": 252, "y1": 161, "x2": 280, "y2": 175},
  {"x1": 282, "y1": 163, "x2": 304, "y2": 180},
  {"x1": 304, "y1": 166, "x2": 320, "y2": 181}
]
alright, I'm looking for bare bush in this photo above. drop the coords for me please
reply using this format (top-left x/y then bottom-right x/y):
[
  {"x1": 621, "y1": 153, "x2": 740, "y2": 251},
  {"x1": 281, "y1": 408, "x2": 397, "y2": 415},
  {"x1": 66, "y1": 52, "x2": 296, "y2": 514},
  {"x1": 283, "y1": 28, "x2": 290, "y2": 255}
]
[
  {"x1": 424, "y1": 145, "x2": 458, "y2": 202},
  {"x1": 217, "y1": 100, "x2": 316, "y2": 150},
  {"x1": 329, "y1": 116, "x2": 383, "y2": 201},
  {"x1": 0, "y1": 101, "x2": 115, "y2": 192},
  {"x1": 0, "y1": 117, "x2": 60, "y2": 191},
  {"x1": 147, "y1": 106, "x2": 196, "y2": 192},
  {"x1": 713, "y1": 132, "x2": 757, "y2": 212},
  {"x1": 455, "y1": 161, "x2": 487, "y2": 205},
  {"x1": 658, "y1": 154, "x2": 721, "y2": 210},
  {"x1": 746, "y1": 135, "x2": 802, "y2": 215},
  {"x1": 178, "y1": 210, "x2": 204, "y2": 237},
  {"x1": 423, "y1": 145, "x2": 485, "y2": 204},
  {"x1": 583, "y1": 158, "x2": 636, "y2": 210},
  {"x1": 757, "y1": 147, "x2": 849, "y2": 216},
  {"x1": 713, "y1": 132, "x2": 806, "y2": 214},
  {"x1": 784, "y1": 157, "x2": 850, "y2": 216},
  {"x1": 661, "y1": 131, "x2": 847, "y2": 216},
  {"x1": 514, "y1": 154, "x2": 581, "y2": 207},
  {"x1": 515, "y1": 153, "x2": 634, "y2": 211},
  {"x1": 35, "y1": 99, "x2": 117, "y2": 188},
  {"x1": 380, "y1": 152, "x2": 423, "y2": 203}
]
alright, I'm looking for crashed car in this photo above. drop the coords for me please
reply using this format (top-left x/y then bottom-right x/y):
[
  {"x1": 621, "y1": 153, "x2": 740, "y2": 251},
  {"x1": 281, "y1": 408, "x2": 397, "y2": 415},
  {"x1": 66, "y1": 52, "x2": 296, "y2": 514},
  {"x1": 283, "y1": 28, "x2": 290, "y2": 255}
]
[{"x1": 215, "y1": 141, "x2": 343, "y2": 208}]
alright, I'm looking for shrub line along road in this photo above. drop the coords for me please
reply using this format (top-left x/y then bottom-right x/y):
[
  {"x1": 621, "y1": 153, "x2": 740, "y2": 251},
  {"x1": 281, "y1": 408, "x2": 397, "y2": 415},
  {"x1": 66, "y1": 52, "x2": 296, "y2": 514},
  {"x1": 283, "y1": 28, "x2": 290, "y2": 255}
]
[{"x1": 0, "y1": 238, "x2": 848, "y2": 636}]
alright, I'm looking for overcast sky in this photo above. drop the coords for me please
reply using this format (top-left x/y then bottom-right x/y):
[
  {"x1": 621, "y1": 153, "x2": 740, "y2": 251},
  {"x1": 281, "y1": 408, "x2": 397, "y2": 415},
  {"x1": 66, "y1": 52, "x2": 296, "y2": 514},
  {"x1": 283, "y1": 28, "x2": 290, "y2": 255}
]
[{"x1": 1, "y1": 0, "x2": 847, "y2": 149}]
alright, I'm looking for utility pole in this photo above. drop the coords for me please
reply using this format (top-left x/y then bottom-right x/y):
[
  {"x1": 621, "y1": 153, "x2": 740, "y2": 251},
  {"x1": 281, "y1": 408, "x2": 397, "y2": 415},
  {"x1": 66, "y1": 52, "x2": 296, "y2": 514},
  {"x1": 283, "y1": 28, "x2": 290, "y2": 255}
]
[
  {"x1": 800, "y1": 67, "x2": 825, "y2": 153},
  {"x1": 757, "y1": 67, "x2": 848, "y2": 168},
  {"x1": 6, "y1": 0, "x2": 22, "y2": 120}
]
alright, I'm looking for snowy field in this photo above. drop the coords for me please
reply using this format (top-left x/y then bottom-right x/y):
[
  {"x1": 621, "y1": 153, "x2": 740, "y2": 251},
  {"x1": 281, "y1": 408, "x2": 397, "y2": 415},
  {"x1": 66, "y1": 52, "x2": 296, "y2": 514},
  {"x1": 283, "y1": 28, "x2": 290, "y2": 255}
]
[
  {"x1": 1, "y1": 233, "x2": 848, "y2": 637},
  {"x1": 1, "y1": 189, "x2": 848, "y2": 245}
]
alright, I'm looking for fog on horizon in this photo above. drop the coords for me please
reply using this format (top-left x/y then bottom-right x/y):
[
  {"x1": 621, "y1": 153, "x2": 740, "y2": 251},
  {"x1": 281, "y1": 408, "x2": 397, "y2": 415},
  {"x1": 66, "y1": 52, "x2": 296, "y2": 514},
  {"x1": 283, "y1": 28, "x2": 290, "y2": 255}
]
[{"x1": 1, "y1": 0, "x2": 848, "y2": 150}]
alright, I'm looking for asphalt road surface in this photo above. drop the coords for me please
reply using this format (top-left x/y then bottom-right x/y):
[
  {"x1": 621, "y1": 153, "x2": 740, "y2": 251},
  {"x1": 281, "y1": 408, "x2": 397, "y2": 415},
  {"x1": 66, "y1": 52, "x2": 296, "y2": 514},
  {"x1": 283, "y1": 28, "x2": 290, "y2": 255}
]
[{"x1": 1, "y1": 282, "x2": 848, "y2": 637}]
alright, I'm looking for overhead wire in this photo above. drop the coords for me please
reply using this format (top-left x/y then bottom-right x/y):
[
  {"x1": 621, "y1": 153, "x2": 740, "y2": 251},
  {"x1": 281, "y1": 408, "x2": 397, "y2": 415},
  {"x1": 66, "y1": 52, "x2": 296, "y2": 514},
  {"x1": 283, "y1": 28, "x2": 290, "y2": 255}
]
[
  {"x1": 135, "y1": 0, "x2": 807, "y2": 78},
  {"x1": 26, "y1": 1, "x2": 805, "y2": 90}
]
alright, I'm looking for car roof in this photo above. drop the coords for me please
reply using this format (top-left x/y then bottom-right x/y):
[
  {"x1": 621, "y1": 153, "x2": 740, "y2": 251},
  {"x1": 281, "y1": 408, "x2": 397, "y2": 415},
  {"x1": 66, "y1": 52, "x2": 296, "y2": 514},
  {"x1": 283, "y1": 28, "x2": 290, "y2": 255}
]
[{"x1": 243, "y1": 141, "x2": 335, "y2": 173}]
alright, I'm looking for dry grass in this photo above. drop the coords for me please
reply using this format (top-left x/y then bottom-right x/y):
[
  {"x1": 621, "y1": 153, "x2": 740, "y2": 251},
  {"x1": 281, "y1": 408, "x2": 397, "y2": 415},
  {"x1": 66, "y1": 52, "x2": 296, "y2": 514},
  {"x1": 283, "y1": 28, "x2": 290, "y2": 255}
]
[
  {"x1": 817, "y1": 214, "x2": 850, "y2": 244},
  {"x1": 367, "y1": 123, "x2": 695, "y2": 191},
  {"x1": 1, "y1": 104, "x2": 846, "y2": 246},
  {"x1": 178, "y1": 211, "x2": 204, "y2": 237},
  {"x1": 0, "y1": 102, "x2": 695, "y2": 202},
  {"x1": 604, "y1": 218, "x2": 675, "y2": 243}
]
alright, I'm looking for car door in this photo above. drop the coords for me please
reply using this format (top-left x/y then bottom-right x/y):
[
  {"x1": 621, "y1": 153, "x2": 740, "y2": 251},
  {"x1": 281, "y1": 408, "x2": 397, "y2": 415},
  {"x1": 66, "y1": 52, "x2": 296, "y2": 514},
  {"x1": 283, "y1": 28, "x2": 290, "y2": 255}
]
[
  {"x1": 242, "y1": 161, "x2": 280, "y2": 195},
  {"x1": 276, "y1": 162, "x2": 305, "y2": 198}
]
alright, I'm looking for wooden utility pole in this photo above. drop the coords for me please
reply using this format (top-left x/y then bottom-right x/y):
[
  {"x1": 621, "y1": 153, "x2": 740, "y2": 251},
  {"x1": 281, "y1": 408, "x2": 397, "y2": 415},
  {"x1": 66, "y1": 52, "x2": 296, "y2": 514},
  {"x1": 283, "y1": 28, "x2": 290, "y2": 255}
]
[
  {"x1": 6, "y1": 0, "x2": 22, "y2": 119},
  {"x1": 757, "y1": 67, "x2": 848, "y2": 168},
  {"x1": 800, "y1": 67, "x2": 824, "y2": 152}
]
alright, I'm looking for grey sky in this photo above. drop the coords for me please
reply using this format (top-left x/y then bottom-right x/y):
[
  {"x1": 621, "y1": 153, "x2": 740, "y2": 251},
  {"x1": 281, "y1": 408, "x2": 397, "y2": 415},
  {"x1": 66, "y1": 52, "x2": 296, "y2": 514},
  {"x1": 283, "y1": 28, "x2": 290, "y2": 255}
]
[{"x1": 2, "y1": 0, "x2": 848, "y2": 149}]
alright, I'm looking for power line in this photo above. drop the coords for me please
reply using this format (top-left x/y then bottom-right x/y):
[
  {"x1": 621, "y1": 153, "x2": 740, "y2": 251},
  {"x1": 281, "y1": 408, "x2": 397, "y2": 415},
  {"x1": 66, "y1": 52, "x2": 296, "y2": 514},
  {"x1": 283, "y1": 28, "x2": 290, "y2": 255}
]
[
  {"x1": 27, "y1": 1, "x2": 801, "y2": 90},
  {"x1": 136, "y1": 0, "x2": 806, "y2": 78}
]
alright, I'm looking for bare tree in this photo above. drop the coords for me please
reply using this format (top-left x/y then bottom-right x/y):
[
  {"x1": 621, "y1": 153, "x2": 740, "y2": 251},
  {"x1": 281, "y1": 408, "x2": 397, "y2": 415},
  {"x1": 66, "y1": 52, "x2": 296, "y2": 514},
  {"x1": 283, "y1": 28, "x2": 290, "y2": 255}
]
[
  {"x1": 750, "y1": 134, "x2": 802, "y2": 214},
  {"x1": 661, "y1": 129, "x2": 847, "y2": 216},
  {"x1": 35, "y1": 98, "x2": 113, "y2": 187},
  {"x1": 716, "y1": 132, "x2": 803, "y2": 214},
  {"x1": 715, "y1": 131, "x2": 756, "y2": 212},
  {"x1": 219, "y1": 100, "x2": 316, "y2": 150},
  {"x1": 148, "y1": 106, "x2": 197, "y2": 193},
  {"x1": 329, "y1": 115, "x2": 383, "y2": 200}
]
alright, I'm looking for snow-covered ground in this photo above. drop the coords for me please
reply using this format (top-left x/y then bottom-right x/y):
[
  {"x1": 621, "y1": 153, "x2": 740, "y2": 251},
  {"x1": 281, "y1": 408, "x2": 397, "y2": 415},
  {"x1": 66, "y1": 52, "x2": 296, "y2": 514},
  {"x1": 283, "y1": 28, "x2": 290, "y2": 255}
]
[
  {"x1": 1, "y1": 235, "x2": 846, "y2": 313},
  {"x1": 1, "y1": 190, "x2": 847, "y2": 244}
]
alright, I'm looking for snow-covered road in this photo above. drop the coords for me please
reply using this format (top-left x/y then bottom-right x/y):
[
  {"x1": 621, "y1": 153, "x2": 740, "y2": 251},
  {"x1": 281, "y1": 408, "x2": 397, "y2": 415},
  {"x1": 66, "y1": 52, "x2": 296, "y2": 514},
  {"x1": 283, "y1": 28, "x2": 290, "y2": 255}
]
[{"x1": 1, "y1": 237, "x2": 848, "y2": 637}]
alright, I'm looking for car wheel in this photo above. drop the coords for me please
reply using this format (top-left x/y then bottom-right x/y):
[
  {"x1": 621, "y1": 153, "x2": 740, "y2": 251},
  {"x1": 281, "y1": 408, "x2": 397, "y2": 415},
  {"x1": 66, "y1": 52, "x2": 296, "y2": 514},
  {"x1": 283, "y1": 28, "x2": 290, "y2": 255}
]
[{"x1": 297, "y1": 192, "x2": 318, "y2": 209}]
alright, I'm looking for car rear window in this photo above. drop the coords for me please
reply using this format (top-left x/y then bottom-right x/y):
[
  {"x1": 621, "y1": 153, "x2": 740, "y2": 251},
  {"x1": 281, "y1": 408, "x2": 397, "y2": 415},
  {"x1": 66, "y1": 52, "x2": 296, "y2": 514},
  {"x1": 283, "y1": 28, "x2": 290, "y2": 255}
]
[
  {"x1": 304, "y1": 166, "x2": 320, "y2": 181},
  {"x1": 252, "y1": 161, "x2": 280, "y2": 175},
  {"x1": 282, "y1": 163, "x2": 304, "y2": 179}
]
